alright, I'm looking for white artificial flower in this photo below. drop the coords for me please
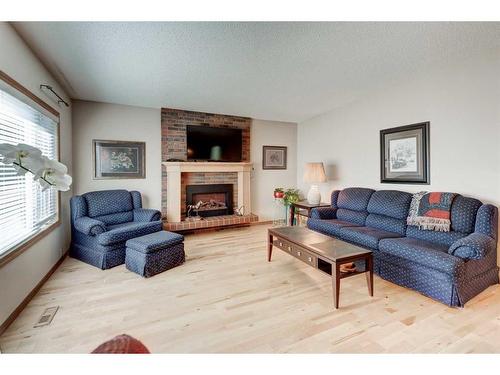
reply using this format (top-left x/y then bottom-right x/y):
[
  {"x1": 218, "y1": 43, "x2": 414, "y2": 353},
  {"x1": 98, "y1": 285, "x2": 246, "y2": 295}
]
[
  {"x1": 0, "y1": 142, "x2": 72, "y2": 191},
  {"x1": 0, "y1": 143, "x2": 18, "y2": 163},
  {"x1": 0, "y1": 142, "x2": 45, "y2": 174},
  {"x1": 35, "y1": 157, "x2": 72, "y2": 191},
  {"x1": 40, "y1": 169, "x2": 72, "y2": 191}
]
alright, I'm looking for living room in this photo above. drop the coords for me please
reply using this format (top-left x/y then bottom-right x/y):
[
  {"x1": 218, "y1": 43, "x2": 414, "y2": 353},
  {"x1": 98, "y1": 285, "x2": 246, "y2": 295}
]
[{"x1": 1, "y1": 0, "x2": 500, "y2": 372}]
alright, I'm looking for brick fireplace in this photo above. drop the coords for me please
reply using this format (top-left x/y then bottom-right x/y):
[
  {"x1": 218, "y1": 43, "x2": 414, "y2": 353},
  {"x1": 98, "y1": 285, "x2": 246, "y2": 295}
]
[{"x1": 161, "y1": 108, "x2": 257, "y2": 231}]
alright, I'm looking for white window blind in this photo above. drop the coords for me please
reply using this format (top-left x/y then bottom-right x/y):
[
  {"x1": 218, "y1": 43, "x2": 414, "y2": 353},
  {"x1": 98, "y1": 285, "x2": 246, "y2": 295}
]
[{"x1": 0, "y1": 85, "x2": 59, "y2": 258}]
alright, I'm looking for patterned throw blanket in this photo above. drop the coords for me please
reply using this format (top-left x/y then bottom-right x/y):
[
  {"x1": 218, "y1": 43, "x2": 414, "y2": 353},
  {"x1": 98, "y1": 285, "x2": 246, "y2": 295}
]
[{"x1": 407, "y1": 192, "x2": 457, "y2": 232}]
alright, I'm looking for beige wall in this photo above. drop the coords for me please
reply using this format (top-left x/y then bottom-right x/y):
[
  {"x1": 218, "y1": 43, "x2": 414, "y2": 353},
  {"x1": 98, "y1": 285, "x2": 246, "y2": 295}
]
[
  {"x1": 251, "y1": 119, "x2": 297, "y2": 221},
  {"x1": 73, "y1": 103, "x2": 298, "y2": 221},
  {"x1": 0, "y1": 23, "x2": 73, "y2": 326},
  {"x1": 72, "y1": 100, "x2": 162, "y2": 209},
  {"x1": 297, "y1": 50, "x2": 500, "y2": 260},
  {"x1": 297, "y1": 50, "x2": 500, "y2": 203}
]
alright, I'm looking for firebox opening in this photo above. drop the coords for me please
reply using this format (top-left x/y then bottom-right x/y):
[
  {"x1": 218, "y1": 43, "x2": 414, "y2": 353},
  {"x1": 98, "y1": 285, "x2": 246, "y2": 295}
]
[{"x1": 186, "y1": 184, "x2": 233, "y2": 218}]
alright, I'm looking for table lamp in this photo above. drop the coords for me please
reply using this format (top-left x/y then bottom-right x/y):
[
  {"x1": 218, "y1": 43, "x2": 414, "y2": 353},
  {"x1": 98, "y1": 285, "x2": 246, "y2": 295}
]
[{"x1": 303, "y1": 162, "x2": 327, "y2": 204}]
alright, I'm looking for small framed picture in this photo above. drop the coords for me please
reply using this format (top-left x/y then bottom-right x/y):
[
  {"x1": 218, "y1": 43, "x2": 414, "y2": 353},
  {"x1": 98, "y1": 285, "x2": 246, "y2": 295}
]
[
  {"x1": 93, "y1": 140, "x2": 146, "y2": 179},
  {"x1": 380, "y1": 122, "x2": 429, "y2": 184},
  {"x1": 262, "y1": 146, "x2": 287, "y2": 170}
]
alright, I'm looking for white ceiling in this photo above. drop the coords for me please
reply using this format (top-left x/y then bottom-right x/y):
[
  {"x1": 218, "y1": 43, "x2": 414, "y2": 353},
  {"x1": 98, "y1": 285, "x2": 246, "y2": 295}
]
[{"x1": 12, "y1": 22, "x2": 500, "y2": 122}]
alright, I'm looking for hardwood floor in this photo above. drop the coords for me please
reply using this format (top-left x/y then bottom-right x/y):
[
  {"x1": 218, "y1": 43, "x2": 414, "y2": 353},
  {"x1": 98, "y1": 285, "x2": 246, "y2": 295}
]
[{"x1": 1, "y1": 224, "x2": 500, "y2": 353}]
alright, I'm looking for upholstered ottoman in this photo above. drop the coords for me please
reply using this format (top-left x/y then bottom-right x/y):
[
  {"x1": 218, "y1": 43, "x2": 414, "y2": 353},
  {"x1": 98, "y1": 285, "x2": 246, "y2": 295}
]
[{"x1": 125, "y1": 231, "x2": 185, "y2": 277}]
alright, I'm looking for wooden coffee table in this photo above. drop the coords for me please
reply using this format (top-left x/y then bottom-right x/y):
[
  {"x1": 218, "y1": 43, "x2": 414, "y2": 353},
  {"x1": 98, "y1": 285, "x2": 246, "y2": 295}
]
[{"x1": 268, "y1": 226, "x2": 373, "y2": 309}]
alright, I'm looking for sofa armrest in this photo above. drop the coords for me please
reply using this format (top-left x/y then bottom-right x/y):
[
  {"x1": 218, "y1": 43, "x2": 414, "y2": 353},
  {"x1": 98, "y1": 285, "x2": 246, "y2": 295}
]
[
  {"x1": 133, "y1": 208, "x2": 161, "y2": 222},
  {"x1": 74, "y1": 217, "x2": 107, "y2": 236},
  {"x1": 310, "y1": 207, "x2": 337, "y2": 220},
  {"x1": 448, "y1": 233, "x2": 496, "y2": 260}
]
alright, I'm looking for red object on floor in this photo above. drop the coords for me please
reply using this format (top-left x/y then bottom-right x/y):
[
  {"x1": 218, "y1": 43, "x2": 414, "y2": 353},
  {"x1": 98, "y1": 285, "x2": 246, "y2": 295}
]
[{"x1": 91, "y1": 334, "x2": 150, "y2": 354}]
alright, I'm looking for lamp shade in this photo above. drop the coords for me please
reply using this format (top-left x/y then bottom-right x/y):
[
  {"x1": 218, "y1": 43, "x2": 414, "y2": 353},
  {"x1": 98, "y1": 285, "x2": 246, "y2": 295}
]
[{"x1": 303, "y1": 162, "x2": 327, "y2": 183}]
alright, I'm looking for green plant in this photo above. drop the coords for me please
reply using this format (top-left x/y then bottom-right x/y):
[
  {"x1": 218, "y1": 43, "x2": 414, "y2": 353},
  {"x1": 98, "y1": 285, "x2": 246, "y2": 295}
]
[
  {"x1": 283, "y1": 188, "x2": 300, "y2": 206},
  {"x1": 274, "y1": 187, "x2": 284, "y2": 193}
]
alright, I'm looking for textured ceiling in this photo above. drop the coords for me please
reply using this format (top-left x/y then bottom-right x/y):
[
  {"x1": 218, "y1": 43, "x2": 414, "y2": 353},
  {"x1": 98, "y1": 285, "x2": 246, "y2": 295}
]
[{"x1": 12, "y1": 22, "x2": 500, "y2": 122}]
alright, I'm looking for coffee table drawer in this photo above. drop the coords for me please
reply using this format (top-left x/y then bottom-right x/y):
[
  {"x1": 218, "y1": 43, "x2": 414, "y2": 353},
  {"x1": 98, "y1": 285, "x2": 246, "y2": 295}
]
[
  {"x1": 295, "y1": 248, "x2": 317, "y2": 267},
  {"x1": 274, "y1": 239, "x2": 294, "y2": 254},
  {"x1": 274, "y1": 238, "x2": 317, "y2": 267}
]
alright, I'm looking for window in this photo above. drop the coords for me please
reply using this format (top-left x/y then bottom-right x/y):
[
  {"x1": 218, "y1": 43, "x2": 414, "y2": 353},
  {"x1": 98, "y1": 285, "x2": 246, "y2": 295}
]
[{"x1": 0, "y1": 74, "x2": 60, "y2": 260}]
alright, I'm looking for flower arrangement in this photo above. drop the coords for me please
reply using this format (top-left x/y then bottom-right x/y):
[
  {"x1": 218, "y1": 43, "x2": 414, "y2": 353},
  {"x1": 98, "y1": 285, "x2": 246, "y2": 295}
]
[
  {"x1": 273, "y1": 187, "x2": 300, "y2": 205},
  {"x1": 0, "y1": 143, "x2": 72, "y2": 191}
]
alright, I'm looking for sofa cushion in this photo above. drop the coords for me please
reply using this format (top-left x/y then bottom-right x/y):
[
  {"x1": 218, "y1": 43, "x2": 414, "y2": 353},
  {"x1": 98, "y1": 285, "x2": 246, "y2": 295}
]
[
  {"x1": 406, "y1": 226, "x2": 467, "y2": 247},
  {"x1": 126, "y1": 231, "x2": 184, "y2": 253},
  {"x1": 365, "y1": 215, "x2": 407, "y2": 236},
  {"x1": 336, "y1": 209, "x2": 368, "y2": 225},
  {"x1": 84, "y1": 190, "x2": 133, "y2": 218},
  {"x1": 367, "y1": 190, "x2": 412, "y2": 219},
  {"x1": 365, "y1": 190, "x2": 411, "y2": 235},
  {"x1": 339, "y1": 226, "x2": 402, "y2": 249},
  {"x1": 307, "y1": 218, "x2": 360, "y2": 237},
  {"x1": 337, "y1": 187, "x2": 375, "y2": 211},
  {"x1": 97, "y1": 221, "x2": 163, "y2": 246},
  {"x1": 379, "y1": 237, "x2": 464, "y2": 277},
  {"x1": 450, "y1": 195, "x2": 482, "y2": 233},
  {"x1": 335, "y1": 188, "x2": 374, "y2": 225}
]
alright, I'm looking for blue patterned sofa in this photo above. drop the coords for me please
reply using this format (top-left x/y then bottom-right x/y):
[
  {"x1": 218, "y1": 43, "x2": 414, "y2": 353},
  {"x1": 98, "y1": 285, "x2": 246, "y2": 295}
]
[
  {"x1": 70, "y1": 190, "x2": 162, "y2": 269},
  {"x1": 307, "y1": 187, "x2": 499, "y2": 307}
]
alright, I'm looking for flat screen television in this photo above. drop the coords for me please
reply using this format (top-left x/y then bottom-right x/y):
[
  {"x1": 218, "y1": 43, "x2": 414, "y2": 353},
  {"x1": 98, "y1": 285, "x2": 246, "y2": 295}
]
[{"x1": 186, "y1": 125, "x2": 243, "y2": 162}]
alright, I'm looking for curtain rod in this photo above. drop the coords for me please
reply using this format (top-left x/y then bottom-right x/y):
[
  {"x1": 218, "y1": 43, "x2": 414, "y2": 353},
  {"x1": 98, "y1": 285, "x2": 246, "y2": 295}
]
[{"x1": 40, "y1": 84, "x2": 69, "y2": 107}]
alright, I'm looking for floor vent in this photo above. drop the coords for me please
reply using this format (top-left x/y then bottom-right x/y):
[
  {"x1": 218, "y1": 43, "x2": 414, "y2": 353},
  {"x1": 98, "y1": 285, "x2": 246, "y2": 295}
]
[{"x1": 34, "y1": 306, "x2": 59, "y2": 328}]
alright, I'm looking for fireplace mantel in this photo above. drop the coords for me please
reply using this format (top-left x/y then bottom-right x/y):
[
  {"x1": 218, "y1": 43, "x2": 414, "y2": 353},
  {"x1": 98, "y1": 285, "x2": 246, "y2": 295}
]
[
  {"x1": 162, "y1": 162, "x2": 253, "y2": 222},
  {"x1": 162, "y1": 161, "x2": 252, "y2": 173}
]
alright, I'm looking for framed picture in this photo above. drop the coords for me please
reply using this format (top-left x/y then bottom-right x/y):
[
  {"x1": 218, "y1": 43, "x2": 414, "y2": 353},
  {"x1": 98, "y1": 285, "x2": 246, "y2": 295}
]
[
  {"x1": 93, "y1": 140, "x2": 146, "y2": 179},
  {"x1": 380, "y1": 122, "x2": 430, "y2": 184},
  {"x1": 262, "y1": 146, "x2": 287, "y2": 170}
]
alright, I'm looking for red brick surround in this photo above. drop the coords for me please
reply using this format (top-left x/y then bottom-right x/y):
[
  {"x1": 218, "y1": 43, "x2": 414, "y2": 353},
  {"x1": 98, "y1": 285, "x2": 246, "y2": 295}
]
[
  {"x1": 164, "y1": 214, "x2": 258, "y2": 232},
  {"x1": 161, "y1": 108, "x2": 251, "y2": 217}
]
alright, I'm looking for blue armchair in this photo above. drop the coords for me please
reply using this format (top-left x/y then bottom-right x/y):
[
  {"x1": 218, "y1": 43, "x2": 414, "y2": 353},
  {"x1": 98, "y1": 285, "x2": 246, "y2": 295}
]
[{"x1": 70, "y1": 190, "x2": 162, "y2": 269}]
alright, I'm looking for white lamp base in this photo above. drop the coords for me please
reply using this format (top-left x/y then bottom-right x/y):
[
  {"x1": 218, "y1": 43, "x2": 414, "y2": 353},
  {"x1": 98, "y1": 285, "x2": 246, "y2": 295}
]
[{"x1": 307, "y1": 185, "x2": 321, "y2": 205}]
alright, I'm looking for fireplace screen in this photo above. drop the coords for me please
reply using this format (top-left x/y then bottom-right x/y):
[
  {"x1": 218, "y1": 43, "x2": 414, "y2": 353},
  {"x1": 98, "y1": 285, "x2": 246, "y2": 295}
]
[{"x1": 186, "y1": 184, "x2": 233, "y2": 218}]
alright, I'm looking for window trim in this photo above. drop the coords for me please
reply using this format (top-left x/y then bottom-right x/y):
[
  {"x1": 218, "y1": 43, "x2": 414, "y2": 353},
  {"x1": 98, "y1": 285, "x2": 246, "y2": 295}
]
[{"x1": 0, "y1": 70, "x2": 62, "y2": 268}]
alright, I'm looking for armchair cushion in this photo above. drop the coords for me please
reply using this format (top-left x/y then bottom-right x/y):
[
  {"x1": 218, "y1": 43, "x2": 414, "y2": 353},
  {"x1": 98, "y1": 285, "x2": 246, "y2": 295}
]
[
  {"x1": 448, "y1": 232, "x2": 497, "y2": 260},
  {"x1": 74, "y1": 217, "x2": 107, "y2": 236},
  {"x1": 134, "y1": 208, "x2": 161, "y2": 222},
  {"x1": 83, "y1": 190, "x2": 133, "y2": 217},
  {"x1": 97, "y1": 221, "x2": 163, "y2": 246},
  {"x1": 310, "y1": 207, "x2": 337, "y2": 220}
]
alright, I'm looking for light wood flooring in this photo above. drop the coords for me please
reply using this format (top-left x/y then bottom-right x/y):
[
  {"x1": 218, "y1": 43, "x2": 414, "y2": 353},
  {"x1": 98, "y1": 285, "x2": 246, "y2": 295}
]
[{"x1": 1, "y1": 224, "x2": 500, "y2": 353}]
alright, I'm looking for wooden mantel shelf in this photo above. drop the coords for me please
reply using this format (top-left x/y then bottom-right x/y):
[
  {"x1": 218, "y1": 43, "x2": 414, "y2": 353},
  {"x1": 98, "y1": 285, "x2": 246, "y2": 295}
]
[
  {"x1": 162, "y1": 161, "x2": 253, "y2": 223},
  {"x1": 162, "y1": 161, "x2": 253, "y2": 173}
]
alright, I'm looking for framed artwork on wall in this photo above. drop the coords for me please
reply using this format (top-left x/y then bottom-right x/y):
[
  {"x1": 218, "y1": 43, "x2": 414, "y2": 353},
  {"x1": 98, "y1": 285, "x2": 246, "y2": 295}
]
[
  {"x1": 262, "y1": 146, "x2": 287, "y2": 170},
  {"x1": 93, "y1": 140, "x2": 146, "y2": 179},
  {"x1": 380, "y1": 122, "x2": 430, "y2": 184}
]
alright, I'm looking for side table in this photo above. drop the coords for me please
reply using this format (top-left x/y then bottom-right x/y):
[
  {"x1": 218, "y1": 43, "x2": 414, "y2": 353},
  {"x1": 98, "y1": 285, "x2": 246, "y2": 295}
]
[{"x1": 289, "y1": 200, "x2": 331, "y2": 226}]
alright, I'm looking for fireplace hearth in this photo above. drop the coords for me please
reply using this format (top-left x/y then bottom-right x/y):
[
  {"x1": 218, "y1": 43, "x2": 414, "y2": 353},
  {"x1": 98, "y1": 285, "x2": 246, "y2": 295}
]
[{"x1": 186, "y1": 184, "x2": 233, "y2": 218}]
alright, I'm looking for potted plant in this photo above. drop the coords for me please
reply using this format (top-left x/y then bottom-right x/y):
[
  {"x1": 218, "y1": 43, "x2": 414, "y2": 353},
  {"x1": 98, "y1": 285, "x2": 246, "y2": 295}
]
[
  {"x1": 273, "y1": 187, "x2": 284, "y2": 199},
  {"x1": 283, "y1": 188, "x2": 300, "y2": 206}
]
